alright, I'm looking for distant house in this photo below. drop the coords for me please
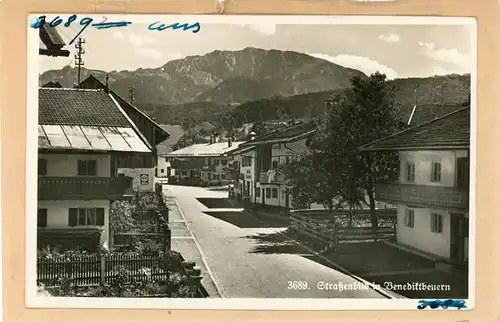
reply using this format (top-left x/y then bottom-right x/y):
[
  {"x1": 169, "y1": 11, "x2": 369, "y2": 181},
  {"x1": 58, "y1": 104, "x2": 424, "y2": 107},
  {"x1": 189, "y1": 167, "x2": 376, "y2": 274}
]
[
  {"x1": 39, "y1": 25, "x2": 70, "y2": 57},
  {"x1": 360, "y1": 106, "x2": 470, "y2": 265},
  {"x1": 166, "y1": 135, "x2": 244, "y2": 186},
  {"x1": 77, "y1": 75, "x2": 170, "y2": 190},
  {"x1": 156, "y1": 124, "x2": 185, "y2": 178},
  {"x1": 404, "y1": 102, "x2": 469, "y2": 126},
  {"x1": 234, "y1": 121, "x2": 317, "y2": 209},
  {"x1": 37, "y1": 87, "x2": 154, "y2": 247}
]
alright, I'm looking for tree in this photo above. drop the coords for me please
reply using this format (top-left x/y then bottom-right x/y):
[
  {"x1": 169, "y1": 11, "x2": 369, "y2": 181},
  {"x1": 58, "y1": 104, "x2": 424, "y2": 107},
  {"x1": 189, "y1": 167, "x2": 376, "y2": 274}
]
[{"x1": 283, "y1": 72, "x2": 402, "y2": 235}]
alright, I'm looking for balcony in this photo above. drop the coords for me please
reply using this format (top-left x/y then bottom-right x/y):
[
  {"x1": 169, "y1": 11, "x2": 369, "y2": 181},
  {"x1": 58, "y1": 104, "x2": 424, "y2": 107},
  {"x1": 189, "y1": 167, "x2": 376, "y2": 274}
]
[
  {"x1": 38, "y1": 176, "x2": 134, "y2": 200},
  {"x1": 259, "y1": 170, "x2": 286, "y2": 184},
  {"x1": 202, "y1": 165, "x2": 216, "y2": 172},
  {"x1": 375, "y1": 182, "x2": 469, "y2": 210}
]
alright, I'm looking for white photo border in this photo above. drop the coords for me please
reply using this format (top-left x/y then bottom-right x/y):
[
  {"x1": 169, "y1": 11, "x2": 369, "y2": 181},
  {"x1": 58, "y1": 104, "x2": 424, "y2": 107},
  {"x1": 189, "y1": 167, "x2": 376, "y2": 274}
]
[{"x1": 25, "y1": 14, "x2": 477, "y2": 310}]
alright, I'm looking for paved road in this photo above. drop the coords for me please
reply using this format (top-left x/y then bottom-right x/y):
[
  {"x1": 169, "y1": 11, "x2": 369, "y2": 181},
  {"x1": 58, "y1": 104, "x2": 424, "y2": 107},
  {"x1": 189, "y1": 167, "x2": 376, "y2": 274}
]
[{"x1": 164, "y1": 184, "x2": 386, "y2": 299}]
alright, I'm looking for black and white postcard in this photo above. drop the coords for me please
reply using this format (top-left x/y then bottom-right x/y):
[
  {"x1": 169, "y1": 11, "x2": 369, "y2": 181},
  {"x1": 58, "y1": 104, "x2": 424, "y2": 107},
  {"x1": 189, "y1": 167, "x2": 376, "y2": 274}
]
[{"x1": 26, "y1": 14, "x2": 476, "y2": 310}]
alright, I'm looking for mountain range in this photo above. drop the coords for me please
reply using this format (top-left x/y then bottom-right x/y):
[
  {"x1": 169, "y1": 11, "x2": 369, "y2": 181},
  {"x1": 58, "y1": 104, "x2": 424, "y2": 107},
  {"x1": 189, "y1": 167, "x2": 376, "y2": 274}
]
[{"x1": 39, "y1": 47, "x2": 471, "y2": 130}]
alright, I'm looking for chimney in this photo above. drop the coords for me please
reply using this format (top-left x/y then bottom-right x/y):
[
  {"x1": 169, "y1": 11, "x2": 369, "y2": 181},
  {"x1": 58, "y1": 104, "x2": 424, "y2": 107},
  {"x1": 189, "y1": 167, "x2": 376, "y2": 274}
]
[
  {"x1": 249, "y1": 131, "x2": 256, "y2": 140},
  {"x1": 228, "y1": 136, "x2": 233, "y2": 147},
  {"x1": 210, "y1": 135, "x2": 214, "y2": 144},
  {"x1": 104, "y1": 74, "x2": 109, "y2": 93}
]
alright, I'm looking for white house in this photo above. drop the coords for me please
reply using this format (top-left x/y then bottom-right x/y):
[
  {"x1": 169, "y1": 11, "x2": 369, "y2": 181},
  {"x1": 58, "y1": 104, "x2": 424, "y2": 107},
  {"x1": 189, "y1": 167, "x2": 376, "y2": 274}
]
[
  {"x1": 166, "y1": 136, "x2": 245, "y2": 186},
  {"x1": 37, "y1": 87, "x2": 155, "y2": 247},
  {"x1": 235, "y1": 121, "x2": 317, "y2": 210},
  {"x1": 360, "y1": 106, "x2": 470, "y2": 264},
  {"x1": 156, "y1": 124, "x2": 185, "y2": 179}
]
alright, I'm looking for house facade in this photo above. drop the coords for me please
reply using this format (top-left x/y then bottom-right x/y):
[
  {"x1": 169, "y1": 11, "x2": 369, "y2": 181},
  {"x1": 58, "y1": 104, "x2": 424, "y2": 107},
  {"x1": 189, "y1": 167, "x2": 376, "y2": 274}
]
[
  {"x1": 37, "y1": 88, "x2": 154, "y2": 246},
  {"x1": 166, "y1": 138, "x2": 244, "y2": 186},
  {"x1": 235, "y1": 121, "x2": 317, "y2": 209},
  {"x1": 156, "y1": 124, "x2": 185, "y2": 179},
  {"x1": 360, "y1": 106, "x2": 470, "y2": 264},
  {"x1": 77, "y1": 75, "x2": 170, "y2": 191}
]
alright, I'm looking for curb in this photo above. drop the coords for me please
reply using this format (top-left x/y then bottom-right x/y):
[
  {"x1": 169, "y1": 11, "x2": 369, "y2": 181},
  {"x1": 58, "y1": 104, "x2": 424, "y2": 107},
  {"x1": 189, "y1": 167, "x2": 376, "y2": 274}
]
[{"x1": 167, "y1": 192, "x2": 226, "y2": 299}]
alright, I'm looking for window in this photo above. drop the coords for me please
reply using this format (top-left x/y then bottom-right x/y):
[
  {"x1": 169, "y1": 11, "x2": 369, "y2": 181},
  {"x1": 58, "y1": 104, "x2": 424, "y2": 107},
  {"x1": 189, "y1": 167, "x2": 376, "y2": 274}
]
[
  {"x1": 207, "y1": 158, "x2": 212, "y2": 165},
  {"x1": 221, "y1": 159, "x2": 228, "y2": 166},
  {"x1": 272, "y1": 188, "x2": 278, "y2": 198},
  {"x1": 192, "y1": 170, "x2": 199, "y2": 177},
  {"x1": 38, "y1": 158, "x2": 47, "y2": 176},
  {"x1": 161, "y1": 169, "x2": 165, "y2": 173},
  {"x1": 431, "y1": 213, "x2": 443, "y2": 233},
  {"x1": 256, "y1": 188, "x2": 261, "y2": 197},
  {"x1": 214, "y1": 159, "x2": 220, "y2": 166},
  {"x1": 37, "y1": 208, "x2": 48, "y2": 228},
  {"x1": 181, "y1": 170, "x2": 187, "y2": 176},
  {"x1": 68, "y1": 208, "x2": 104, "y2": 227},
  {"x1": 405, "y1": 209, "x2": 414, "y2": 228},
  {"x1": 165, "y1": 157, "x2": 169, "y2": 162},
  {"x1": 266, "y1": 188, "x2": 271, "y2": 198},
  {"x1": 406, "y1": 162, "x2": 415, "y2": 182},
  {"x1": 272, "y1": 161, "x2": 278, "y2": 170},
  {"x1": 208, "y1": 173, "x2": 212, "y2": 180},
  {"x1": 285, "y1": 156, "x2": 290, "y2": 164},
  {"x1": 431, "y1": 162, "x2": 442, "y2": 182},
  {"x1": 77, "y1": 160, "x2": 97, "y2": 176}
]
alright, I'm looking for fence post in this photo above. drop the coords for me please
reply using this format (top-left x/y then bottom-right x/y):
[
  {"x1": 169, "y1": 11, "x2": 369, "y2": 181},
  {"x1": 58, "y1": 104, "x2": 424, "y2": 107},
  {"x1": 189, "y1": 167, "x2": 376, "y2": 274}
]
[
  {"x1": 164, "y1": 227, "x2": 172, "y2": 251},
  {"x1": 100, "y1": 254, "x2": 106, "y2": 285}
]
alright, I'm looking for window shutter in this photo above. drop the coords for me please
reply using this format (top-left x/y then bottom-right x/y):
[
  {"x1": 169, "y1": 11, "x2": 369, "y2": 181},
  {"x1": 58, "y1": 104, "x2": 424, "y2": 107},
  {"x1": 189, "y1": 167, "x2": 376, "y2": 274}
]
[
  {"x1": 68, "y1": 208, "x2": 78, "y2": 227},
  {"x1": 38, "y1": 159, "x2": 47, "y2": 176},
  {"x1": 37, "y1": 209, "x2": 48, "y2": 228},
  {"x1": 96, "y1": 208, "x2": 105, "y2": 226},
  {"x1": 77, "y1": 160, "x2": 86, "y2": 176},
  {"x1": 88, "y1": 160, "x2": 97, "y2": 176}
]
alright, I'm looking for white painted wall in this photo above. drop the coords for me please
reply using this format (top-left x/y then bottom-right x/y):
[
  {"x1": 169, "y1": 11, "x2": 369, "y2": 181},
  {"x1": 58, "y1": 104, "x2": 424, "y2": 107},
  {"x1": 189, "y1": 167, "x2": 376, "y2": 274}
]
[
  {"x1": 157, "y1": 156, "x2": 170, "y2": 178},
  {"x1": 396, "y1": 204, "x2": 451, "y2": 259},
  {"x1": 117, "y1": 168, "x2": 155, "y2": 192},
  {"x1": 399, "y1": 150, "x2": 468, "y2": 187},
  {"x1": 38, "y1": 200, "x2": 110, "y2": 244},
  {"x1": 39, "y1": 153, "x2": 111, "y2": 177}
]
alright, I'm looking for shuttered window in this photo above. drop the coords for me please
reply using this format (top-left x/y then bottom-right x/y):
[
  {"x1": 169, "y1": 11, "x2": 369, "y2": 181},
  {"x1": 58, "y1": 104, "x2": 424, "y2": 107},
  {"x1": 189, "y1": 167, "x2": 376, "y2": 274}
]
[
  {"x1": 77, "y1": 160, "x2": 97, "y2": 176},
  {"x1": 68, "y1": 208, "x2": 105, "y2": 227},
  {"x1": 37, "y1": 208, "x2": 48, "y2": 228}
]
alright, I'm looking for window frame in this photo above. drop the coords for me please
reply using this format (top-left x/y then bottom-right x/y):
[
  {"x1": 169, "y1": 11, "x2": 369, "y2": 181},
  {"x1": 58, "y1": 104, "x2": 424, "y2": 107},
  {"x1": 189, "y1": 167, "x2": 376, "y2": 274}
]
[
  {"x1": 404, "y1": 209, "x2": 415, "y2": 228},
  {"x1": 431, "y1": 162, "x2": 442, "y2": 182},
  {"x1": 430, "y1": 213, "x2": 443, "y2": 233},
  {"x1": 406, "y1": 162, "x2": 415, "y2": 182},
  {"x1": 77, "y1": 159, "x2": 97, "y2": 176}
]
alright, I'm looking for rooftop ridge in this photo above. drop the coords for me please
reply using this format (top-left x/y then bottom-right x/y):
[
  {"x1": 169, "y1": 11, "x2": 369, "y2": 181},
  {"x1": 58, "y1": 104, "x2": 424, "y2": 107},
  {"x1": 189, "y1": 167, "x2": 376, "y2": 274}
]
[{"x1": 39, "y1": 87, "x2": 104, "y2": 92}]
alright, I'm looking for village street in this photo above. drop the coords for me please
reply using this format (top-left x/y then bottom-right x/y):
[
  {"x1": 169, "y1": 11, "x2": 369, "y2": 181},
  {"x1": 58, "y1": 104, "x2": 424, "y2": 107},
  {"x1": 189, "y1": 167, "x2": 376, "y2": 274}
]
[{"x1": 162, "y1": 184, "x2": 388, "y2": 299}]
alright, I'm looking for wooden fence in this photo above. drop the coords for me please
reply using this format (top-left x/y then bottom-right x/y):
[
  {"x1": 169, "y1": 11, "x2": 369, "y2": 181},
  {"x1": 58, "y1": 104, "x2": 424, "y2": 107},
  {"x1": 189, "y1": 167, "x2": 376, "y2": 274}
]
[
  {"x1": 37, "y1": 252, "x2": 205, "y2": 295},
  {"x1": 37, "y1": 254, "x2": 168, "y2": 286},
  {"x1": 289, "y1": 210, "x2": 397, "y2": 245}
]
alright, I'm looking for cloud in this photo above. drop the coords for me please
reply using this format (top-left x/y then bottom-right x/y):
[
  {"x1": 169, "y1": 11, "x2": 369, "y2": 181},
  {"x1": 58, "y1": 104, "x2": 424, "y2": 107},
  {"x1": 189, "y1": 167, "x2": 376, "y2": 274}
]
[
  {"x1": 378, "y1": 33, "x2": 400, "y2": 43},
  {"x1": 136, "y1": 48, "x2": 163, "y2": 60},
  {"x1": 418, "y1": 41, "x2": 470, "y2": 70},
  {"x1": 308, "y1": 53, "x2": 399, "y2": 80},
  {"x1": 248, "y1": 24, "x2": 276, "y2": 35}
]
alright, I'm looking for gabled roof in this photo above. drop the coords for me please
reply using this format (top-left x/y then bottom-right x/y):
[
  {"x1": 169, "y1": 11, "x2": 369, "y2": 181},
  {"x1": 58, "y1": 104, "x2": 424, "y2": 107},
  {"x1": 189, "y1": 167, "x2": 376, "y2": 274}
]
[
  {"x1": 240, "y1": 120, "x2": 317, "y2": 147},
  {"x1": 404, "y1": 103, "x2": 466, "y2": 126},
  {"x1": 39, "y1": 25, "x2": 70, "y2": 57},
  {"x1": 359, "y1": 106, "x2": 470, "y2": 152},
  {"x1": 78, "y1": 75, "x2": 170, "y2": 144},
  {"x1": 225, "y1": 144, "x2": 256, "y2": 156},
  {"x1": 38, "y1": 88, "x2": 152, "y2": 153},
  {"x1": 156, "y1": 124, "x2": 185, "y2": 155},
  {"x1": 167, "y1": 141, "x2": 245, "y2": 157}
]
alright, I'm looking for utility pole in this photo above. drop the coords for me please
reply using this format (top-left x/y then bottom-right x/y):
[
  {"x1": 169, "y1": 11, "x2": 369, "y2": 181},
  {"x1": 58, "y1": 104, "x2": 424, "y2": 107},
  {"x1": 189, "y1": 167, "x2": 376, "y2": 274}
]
[
  {"x1": 74, "y1": 38, "x2": 86, "y2": 85},
  {"x1": 129, "y1": 87, "x2": 135, "y2": 105}
]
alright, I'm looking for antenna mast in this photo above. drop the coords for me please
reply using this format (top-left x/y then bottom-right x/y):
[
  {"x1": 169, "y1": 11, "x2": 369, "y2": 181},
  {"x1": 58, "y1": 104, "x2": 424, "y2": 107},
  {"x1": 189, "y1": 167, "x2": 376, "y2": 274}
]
[{"x1": 74, "y1": 38, "x2": 86, "y2": 85}]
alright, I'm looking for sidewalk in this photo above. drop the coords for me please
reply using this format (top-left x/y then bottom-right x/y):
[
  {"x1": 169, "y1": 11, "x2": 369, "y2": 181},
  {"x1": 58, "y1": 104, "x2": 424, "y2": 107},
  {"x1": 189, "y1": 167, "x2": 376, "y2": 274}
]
[{"x1": 164, "y1": 190, "x2": 222, "y2": 298}]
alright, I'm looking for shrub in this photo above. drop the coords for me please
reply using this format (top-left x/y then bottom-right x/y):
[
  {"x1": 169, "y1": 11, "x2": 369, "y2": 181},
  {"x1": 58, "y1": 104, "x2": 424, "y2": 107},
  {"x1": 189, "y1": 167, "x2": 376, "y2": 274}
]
[{"x1": 110, "y1": 200, "x2": 136, "y2": 232}]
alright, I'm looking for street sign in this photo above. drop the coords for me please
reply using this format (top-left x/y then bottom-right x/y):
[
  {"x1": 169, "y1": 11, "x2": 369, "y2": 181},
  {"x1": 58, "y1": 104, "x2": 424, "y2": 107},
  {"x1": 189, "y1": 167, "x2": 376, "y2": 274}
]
[{"x1": 140, "y1": 174, "x2": 149, "y2": 185}]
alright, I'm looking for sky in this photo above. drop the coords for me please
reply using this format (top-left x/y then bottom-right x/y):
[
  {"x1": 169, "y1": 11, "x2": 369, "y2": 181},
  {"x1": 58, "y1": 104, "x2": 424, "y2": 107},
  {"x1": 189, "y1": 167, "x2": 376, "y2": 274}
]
[{"x1": 38, "y1": 16, "x2": 475, "y2": 80}]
